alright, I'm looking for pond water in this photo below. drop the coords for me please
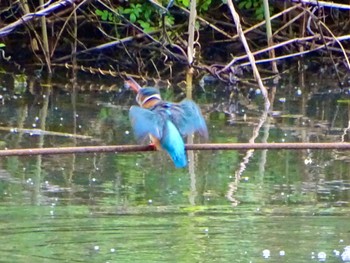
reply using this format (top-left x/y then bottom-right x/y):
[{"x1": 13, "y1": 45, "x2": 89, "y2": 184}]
[{"x1": 0, "y1": 70, "x2": 350, "y2": 262}]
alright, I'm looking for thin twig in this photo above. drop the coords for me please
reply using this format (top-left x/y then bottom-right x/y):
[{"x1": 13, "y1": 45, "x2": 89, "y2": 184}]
[
  {"x1": 291, "y1": 0, "x2": 350, "y2": 10},
  {"x1": 0, "y1": 0, "x2": 81, "y2": 37},
  {"x1": 213, "y1": 4, "x2": 302, "y2": 43},
  {"x1": 0, "y1": 127, "x2": 92, "y2": 139},
  {"x1": 226, "y1": 0, "x2": 270, "y2": 109}
]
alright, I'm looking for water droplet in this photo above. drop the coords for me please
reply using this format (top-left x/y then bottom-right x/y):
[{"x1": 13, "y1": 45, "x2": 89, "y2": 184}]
[
  {"x1": 125, "y1": 130, "x2": 130, "y2": 135},
  {"x1": 311, "y1": 252, "x2": 315, "y2": 259},
  {"x1": 32, "y1": 123, "x2": 36, "y2": 128},
  {"x1": 35, "y1": 116, "x2": 39, "y2": 121},
  {"x1": 262, "y1": 249, "x2": 270, "y2": 258},
  {"x1": 148, "y1": 199, "x2": 153, "y2": 204},
  {"x1": 279, "y1": 250, "x2": 285, "y2": 256},
  {"x1": 304, "y1": 157, "x2": 312, "y2": 165},
  {"x1": 110, "y1": 248, "x2": 116, "y2": 253},
  {"x1": 93, "y1": 245, "x2": 100, "y2": 251},
  {"x1": 92, "y1": 178, "x2": 96, "y2": 182},
  {"x1": 317, "y1": 251, "x2": 326, "y2": 261},
  {"x1": 279, "y1": 97, "x2": 286, "y2": 103},
  {"x1": 342, "y1": 246, "x2": 350, "y2": 261}
]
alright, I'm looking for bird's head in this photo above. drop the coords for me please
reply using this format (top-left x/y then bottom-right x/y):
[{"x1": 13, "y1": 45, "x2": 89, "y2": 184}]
[
  {"x1": 135, "y1": 87, "x2": 162, "y2": 108},
  {"x1": 125, "y1": 78, "x2": 162, "y2": 108}
]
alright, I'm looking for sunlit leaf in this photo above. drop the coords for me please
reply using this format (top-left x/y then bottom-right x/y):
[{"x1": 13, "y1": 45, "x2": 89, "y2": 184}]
[
  {"x1": 337, "y1": 100, "x2": 350, "y2": 104},
  {"x1": 130, "y1": 13, "x2": 137, "y2": 23},
  {"x1": 139, "y1": 20, "x2": 151, "y2": 29}
]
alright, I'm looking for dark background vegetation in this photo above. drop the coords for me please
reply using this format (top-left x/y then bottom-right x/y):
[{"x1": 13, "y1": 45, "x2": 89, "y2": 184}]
[{"x1": 0, "y1": 0, "x2": 349, "y2": 83}]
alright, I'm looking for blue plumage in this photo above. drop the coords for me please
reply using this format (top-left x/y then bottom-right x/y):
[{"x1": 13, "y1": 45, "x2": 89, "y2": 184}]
[
  {"x1": 128, "y1": 85, "x2": 208, "y2": 168},
  {"x1": 161, "y1": 120, "x2": 187, "y2": 168}
]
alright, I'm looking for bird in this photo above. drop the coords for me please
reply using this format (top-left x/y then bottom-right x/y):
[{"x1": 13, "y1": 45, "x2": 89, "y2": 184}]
[{"x1": 126, "y1": 78, "x2": 208, "y2": 168}]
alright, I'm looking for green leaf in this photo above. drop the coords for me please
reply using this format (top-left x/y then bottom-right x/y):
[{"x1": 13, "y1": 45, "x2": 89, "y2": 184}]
[
  {"x1": 238, "y1": 1, "x2": 246, "y2": 9},
  {"x1": 144, "y1": 27, "x2": 156, "y2": 33},
  {"x1": 181, "y1": 0, "x2": 190, "y2": 7},
  {"x1": 144, "y1": 8, "x2": 152, "y2": 20},
  {"x1": 0, "y1": 43, "x2": 5, "y2": 48},
  {"x1": 164, "y1": 15, "x2": 175, "y2": 26},
  {"x1": 139, "y1": 20, "x2": 151, "y2": 29},
  {"x1": 123, "y1": 8, "x2": 132, "y2": 14},
  {"x1": 101, "y1": 10, "x2": 109, "y2": 21},
  {"x1": 95, "y1": 9, "x2": 109, "y2": 21},
  {"x1": 245, "y1": 0, "x2": 252, "y2": 9},
  {"x1": 130, "y1": 13, "x2": 137, "y2": 23},
  {"x1": 95, "y1": 9, "x2": 103, "y2": 16}
]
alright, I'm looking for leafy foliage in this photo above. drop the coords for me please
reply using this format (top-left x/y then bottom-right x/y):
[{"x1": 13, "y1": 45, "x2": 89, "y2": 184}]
[
  {"x1": 238, "y1": 0, "x2": 269, "y2": 20},
  {"x1": 94, "y1": 0, "x2": 216, "y2": 34},
  {"x1": 95, "y1": 9, "x2": 115, "y2": 22}
]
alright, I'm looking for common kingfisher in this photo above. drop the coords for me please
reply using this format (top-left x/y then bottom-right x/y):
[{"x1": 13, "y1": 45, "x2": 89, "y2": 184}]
[{"x1": 126, "y1": 78, "x2": 208, "y2": 168}]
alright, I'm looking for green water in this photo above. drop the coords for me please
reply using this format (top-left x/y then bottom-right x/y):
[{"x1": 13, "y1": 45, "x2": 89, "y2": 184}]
[{"x1": 0, "y1": 73, "x2": 350, "y2": 262}]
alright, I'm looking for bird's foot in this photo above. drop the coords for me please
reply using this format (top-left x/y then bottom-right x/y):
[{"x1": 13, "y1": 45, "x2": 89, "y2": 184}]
[{"x1": 149, "y1": 143, "x2": 157, "y2": 150}]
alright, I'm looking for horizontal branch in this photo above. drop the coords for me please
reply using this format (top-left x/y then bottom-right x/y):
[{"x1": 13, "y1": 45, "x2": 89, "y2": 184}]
[
  {"x1": 292, "y1": 0, "x2": 350, "y2": 10},
  {"x1": 0, "y1": 143, "x2": 350, "y2": 157}
]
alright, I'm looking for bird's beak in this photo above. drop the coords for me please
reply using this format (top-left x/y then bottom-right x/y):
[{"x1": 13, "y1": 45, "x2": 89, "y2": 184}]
[{"x1": 125, "y1": 77, "x2": 142, "y2": 93}]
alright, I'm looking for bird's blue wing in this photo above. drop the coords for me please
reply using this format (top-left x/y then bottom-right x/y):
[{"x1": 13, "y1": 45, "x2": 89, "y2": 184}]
[
  {"x1": 129, "y1": 106, "x2": 163, "y2": 142},
  {"x1": 169, "y1": 99, "x2": 208, "y2": 139}
]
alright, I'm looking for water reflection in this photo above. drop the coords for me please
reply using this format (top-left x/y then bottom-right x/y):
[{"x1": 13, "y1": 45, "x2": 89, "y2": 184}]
[{"x1": 0, "y1": 71, "x2": 350, "y2": 262}]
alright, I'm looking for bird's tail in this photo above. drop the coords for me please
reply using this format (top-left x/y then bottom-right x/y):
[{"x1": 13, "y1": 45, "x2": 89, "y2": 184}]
[{"x1": 161, "y1": 120, "x2": 187, "y2": 168}]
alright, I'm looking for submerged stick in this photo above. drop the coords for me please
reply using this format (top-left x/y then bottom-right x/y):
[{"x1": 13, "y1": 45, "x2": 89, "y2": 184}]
[
  {"x1": 0, "y1": 143, "x2": 350, "y2": 157},
  {"x1": 0, "y1": 127, "x2": 92, "y2": 139}
]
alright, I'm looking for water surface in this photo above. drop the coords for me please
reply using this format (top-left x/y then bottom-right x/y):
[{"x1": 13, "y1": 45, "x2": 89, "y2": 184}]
[{"x1": 0, "y1": 71, "x2": 350, "y2": 262}]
